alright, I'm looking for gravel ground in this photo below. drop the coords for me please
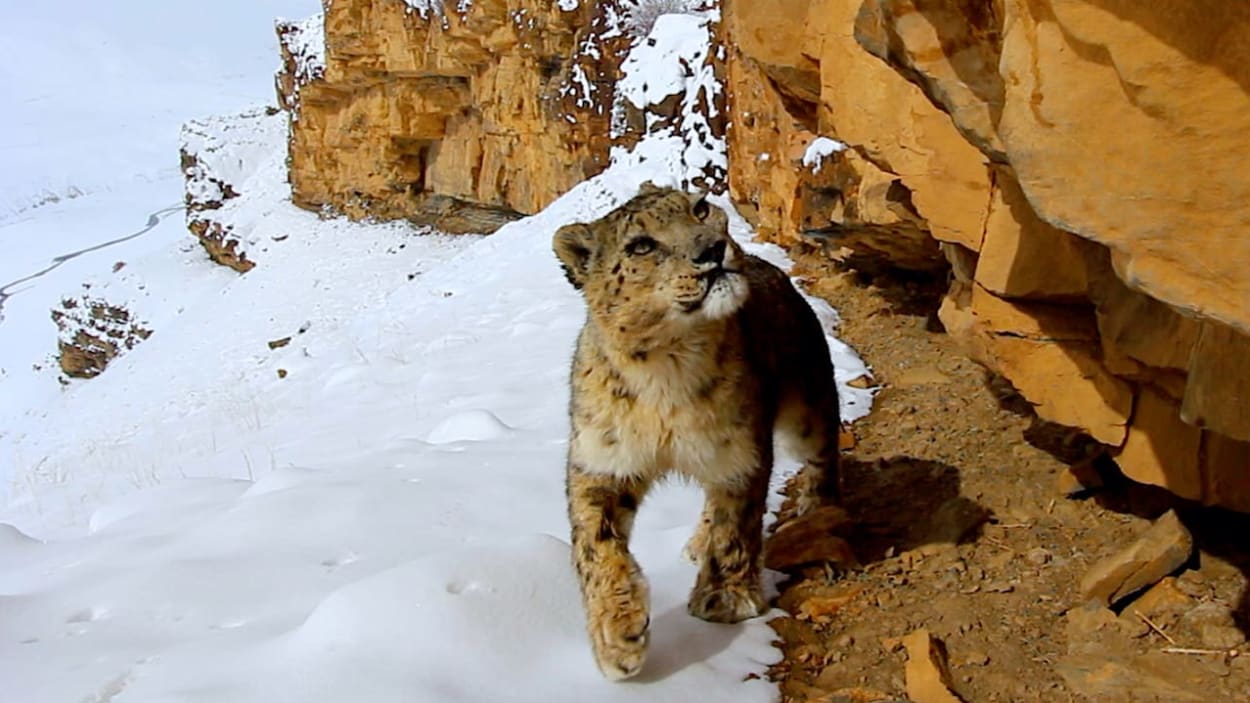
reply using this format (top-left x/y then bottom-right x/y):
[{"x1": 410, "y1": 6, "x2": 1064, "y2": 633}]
[{"x1": 768, "y1": 249, "x2": 1250, "y2": 703}]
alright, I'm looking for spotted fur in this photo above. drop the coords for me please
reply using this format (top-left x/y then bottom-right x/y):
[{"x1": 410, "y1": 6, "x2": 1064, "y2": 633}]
[{"x1": 554, "y1": 183, "x2": 842, "y2": 680}]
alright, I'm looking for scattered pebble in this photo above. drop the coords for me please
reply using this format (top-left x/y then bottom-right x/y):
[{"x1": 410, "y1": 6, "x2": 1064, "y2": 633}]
[{"x1": 1026, "y1": 547, "x2": 1052, "y2": 566}]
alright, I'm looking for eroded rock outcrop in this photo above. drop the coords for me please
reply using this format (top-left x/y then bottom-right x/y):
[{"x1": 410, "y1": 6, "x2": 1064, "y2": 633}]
[
  {"x1": 278, "y1": 0, "x2": 606, "y2": 220},
  {"x1": 721, "y1": 0, "x2": 1250, "y2": 511},
  {"x1": 181, "y1": 108, "x2": 284, "y2": 272},
  {"x1": 51, "y1": 296, "x2": 152, "y2": 380},
  {"x1": 721, "y1": 0, "x2": 988, "y2": 270},
  {"x1": 277, "y1": 0, "x2": 726, "y2": 222}
]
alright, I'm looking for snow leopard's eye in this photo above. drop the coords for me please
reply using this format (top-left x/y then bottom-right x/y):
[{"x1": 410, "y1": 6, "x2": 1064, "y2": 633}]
[{"x1": 625, "y1": 236, "x2": 657, "y2": 256}]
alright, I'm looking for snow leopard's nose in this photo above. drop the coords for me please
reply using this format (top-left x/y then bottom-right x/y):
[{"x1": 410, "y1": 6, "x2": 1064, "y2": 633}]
[{"x1": 693, "y1": 240, "x2": 727, "y2": 267}]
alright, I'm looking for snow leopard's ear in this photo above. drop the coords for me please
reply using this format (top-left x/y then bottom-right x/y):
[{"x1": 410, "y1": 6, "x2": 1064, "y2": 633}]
[
  {"x1": 638, "y1": 180, "x2": 665, "y2": 196},
  {"x1": 553, "y1": 222, "x2": 596, "y2": 290}
]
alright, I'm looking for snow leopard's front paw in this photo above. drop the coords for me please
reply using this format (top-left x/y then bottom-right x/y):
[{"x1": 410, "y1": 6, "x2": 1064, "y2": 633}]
[{"x1": 584, "y1": 559, "x2": 651, "y2": 680}]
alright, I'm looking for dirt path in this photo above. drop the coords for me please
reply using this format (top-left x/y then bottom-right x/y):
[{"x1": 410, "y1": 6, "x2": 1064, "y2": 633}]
[{"x1": 769, "y1": 250, "x2": 1250, "y2": 703}]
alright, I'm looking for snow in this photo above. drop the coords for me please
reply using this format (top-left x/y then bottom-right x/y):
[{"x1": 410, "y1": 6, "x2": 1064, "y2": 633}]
[
  {"x1": 1, "y1": 1, "x2": 876, "y2": 701},
  {"x1": 614, "y1": 11, "x2": 727, "y2": 190},
  {"x1": 0, "y1": 0, "x2": 317, "y2": 221},
  {"x1": 404, "y1": 0, "x2": 439, "y2": 19},
  {"x1": 183, "y1": 107, "x2": 287, "y2": 211},
  {"x1": 565, "y1": 63, "x2": 597, "y2": 111},
  {"x1": 558, "y1": 0, "x2": 581, "y2": 10},
  {"x1": 802, "y1": 136, "x2": 849, "y2": 171},
  {"x1": 426, "y1": 409, "x2": 515, "y2": 444},
  {"x1": 277, "y1": 13, "x2": 326, "y2": 87}
]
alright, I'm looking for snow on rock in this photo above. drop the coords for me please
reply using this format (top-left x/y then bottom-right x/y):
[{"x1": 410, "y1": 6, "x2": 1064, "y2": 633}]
[
  {"x1": 181, "y1": 107, "x2": 285, "y2": 214},
  {"x1": 621, "y1": 0, "x2": 709, "y2": 40},
  {"x1": 613, "y1": 11, "x2": 726, "y2": 191},
  {"x1": 275, "y1": 13, "x2": 327, "y2": 119},
  {"x1": 50, "y1": 294, "x2": 153, "y2": 380},
  {"x1": 402, "y1": 0, "x2": 470, "y2": 22},
  {"x1": 180, "y1": 107, "x2": 291, "y2": 271},
  {"x1": 275, "y1": 13, "x2": 326, "y2": 87},
  {"x1": 802, "y1": 136, "x2": 848, "y2": 172}
]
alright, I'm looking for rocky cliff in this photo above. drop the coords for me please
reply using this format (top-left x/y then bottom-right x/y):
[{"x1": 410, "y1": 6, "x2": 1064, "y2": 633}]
[
  {"x1": 720, "y1": 0, "x2": 1249, "y2": 510},
  {"x1": 274, "y1": 0, "x2": 1248, "y2": 511},
  {"x1": 278, "y1": 0, "x2": 618, "y2": 222},
  {"x1": 277, "y1": 0, "x2": 726, "y2": 224}
]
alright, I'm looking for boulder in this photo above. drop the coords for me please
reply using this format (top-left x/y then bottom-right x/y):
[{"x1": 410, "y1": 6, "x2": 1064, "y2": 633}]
[{"x1": 1079, "y1": 510, "x2": 1194, "y2": 607}]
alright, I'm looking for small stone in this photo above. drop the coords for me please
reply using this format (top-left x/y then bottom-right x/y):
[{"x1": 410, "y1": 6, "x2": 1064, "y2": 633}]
[
  {"x1": 277, "y1": 368, "x2": 288, "y2": 379},
  {"x1": 765, "y1": 506, "x2": 856, "y2": 570},
  {"x1": 1064, "y1": 601, "x2": 1118, "y2": 638},
  {"x1": 1115, "y1": 615, "x2": 1151, "y2": 639},
  {"x1": 268, "y1": 336, "x2": 292, "y2": 350},
  {"x1": 1180, "y1": 601, "x2": 1236, "y2": 630},
  {"x1": 794, "y1": 584, "x2": 864, "y2": 623},
  {"x1": 902, "y1": 629, "x2": 965, "y2": 703},
  {"x1": 1175, "y1": 569, "x2": 1210, "y2": 598},
  {"x1": 1195, "y1": 553, "x2": 1241, "y2": 581},
  {"x1": 1200, "y1": 624, "x2": 1247, "y2": 650},
  {"x1": 1231, "y1": 655, "x2": 1250, "y2": 677},
  {"x1": 1180, "y1": 602, "x2": 1246, "y2": 649},
  {"x1": 846, "y1": 374, "x2": 875, "y2": 389},
  {"x1": 1079, "y1": 509, "x2": 1194, "y2": 606},
  {"x1": 1122, "y1": 577, "x2": 1194, "y2": 622},
  {"x1": 1056, "y1": 656, "x2": 1207, "y2": 702},
  {"x1": 814, "y1": 687, "x2": 895, "y2": 703},
  {"x1": 1026, "y1": 547, "x2": 1052, "y2": 565}
]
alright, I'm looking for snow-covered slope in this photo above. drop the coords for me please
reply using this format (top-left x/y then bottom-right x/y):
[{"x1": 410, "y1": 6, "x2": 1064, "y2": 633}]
[
  {"x1": 0, "y1": 0, "x2": 317, "y2": 219},
  {"x1": 0, "y1": 0, "x2": 322, "y2": 439},
  {"x1": 0, "y1": 105, "x2": 872, "y2": 700},
  {"x1": 1, "y1": 4, "x2": 874, "y2": 701}
]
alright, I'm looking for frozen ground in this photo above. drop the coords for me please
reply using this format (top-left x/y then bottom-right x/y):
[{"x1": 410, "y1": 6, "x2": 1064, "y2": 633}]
[{"x1": 0, "y1": 3, "x2": 874, "y2": 701}]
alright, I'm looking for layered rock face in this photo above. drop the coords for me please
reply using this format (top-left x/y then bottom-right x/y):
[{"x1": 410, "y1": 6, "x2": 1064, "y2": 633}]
[
  {"x1": 721, "y1": 0, "x2": 1250, "y2": 510},
  {"x1": 277, "y1": 0, "x2": 616, "y2": 221}
]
